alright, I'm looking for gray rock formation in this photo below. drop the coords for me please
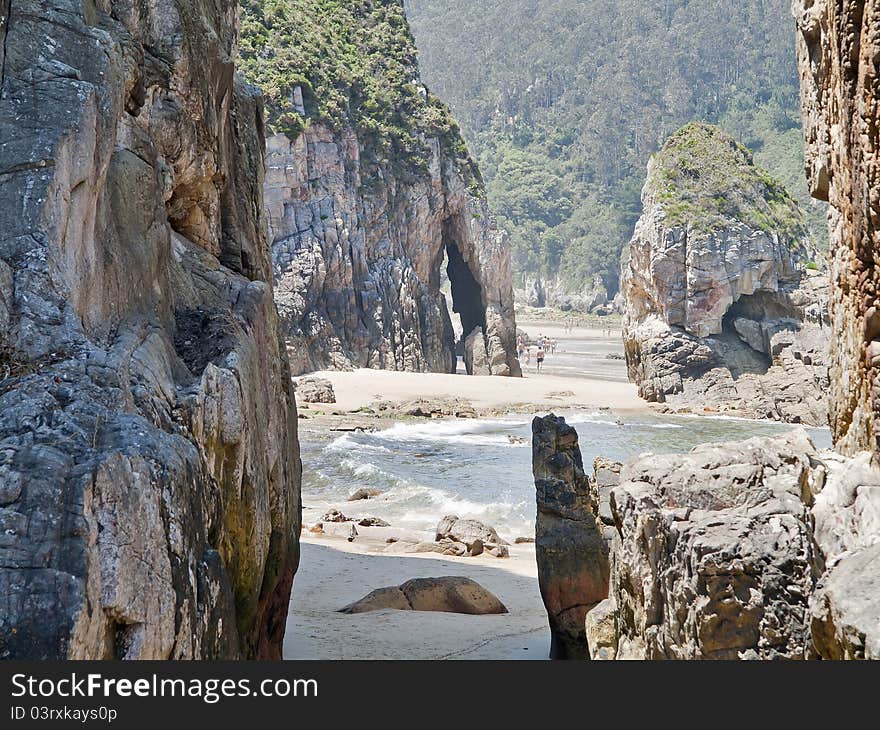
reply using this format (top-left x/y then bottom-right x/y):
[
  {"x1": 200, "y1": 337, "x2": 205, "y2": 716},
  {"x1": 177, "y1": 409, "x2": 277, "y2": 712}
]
[
  {"x1": 294, "y1": 377, "x2": 336, "y2": 404},
  {"x1": 532, "y1": 415, "x2": 609, "y2": 659},
  {"x1": 622, "y1": 123, "x2": 830, "y2": 425},
  {"x1": 339, "y1": 577, "x2": 508, "y2": 615},
  {"x1": 264, "y1": 123, "x2": 521, "y2": 378},
  {"x1": 516, "y1": 274, "x2": 609, "y2": 314},
  {"x1": 436, "y1": 515, "x2": 506, "y2": 547},
  {"x1": 592, "y1": 457, "x2": 622, "y2": 527},
  {"x1": 585, "y1": 428, "x2": 880, "y2": 660},
  {"x1": 0, "y1": 0, "x2": 300, "y2": 659},
  {"x1": 601, "y1": 432, "x2": 822, "y2": 660},
  {"x1": 808, "y1": 451, "x2": 880, "y2": 659}
]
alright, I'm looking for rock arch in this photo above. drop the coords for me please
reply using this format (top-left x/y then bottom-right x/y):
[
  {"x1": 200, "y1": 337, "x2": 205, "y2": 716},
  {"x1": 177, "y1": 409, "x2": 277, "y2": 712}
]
[{"x1": 266, "y1": 127, "x2": 521, "y2": 377}]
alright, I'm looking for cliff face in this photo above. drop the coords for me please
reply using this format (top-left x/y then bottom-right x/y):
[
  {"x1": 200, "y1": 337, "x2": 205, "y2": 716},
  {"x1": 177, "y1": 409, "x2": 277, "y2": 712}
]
[
  {"x1": 622, "y1": 123, "x2": 830, "y2": 425},
  {"x1": 240, "y1": 0, "x2": 520, "y2": 377},
  {"x1": 0, "y1": 0, "x2": 300, "y2": 659},
  {"x1": 265, "y1": 125, "x2": 520, "y2": 376},
  {"x1": 794, "y1": 0, "x2": 880, "y2": 454}
]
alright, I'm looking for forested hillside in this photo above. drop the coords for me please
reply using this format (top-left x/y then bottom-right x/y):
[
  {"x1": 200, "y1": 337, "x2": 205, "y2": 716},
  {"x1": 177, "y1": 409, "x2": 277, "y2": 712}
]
[
  {"x1": 239, "y1": 0, "x2": 474, "y2": 180},
  {"x1": 405, "y1": 0, "x2": 825, "y2": 295}
]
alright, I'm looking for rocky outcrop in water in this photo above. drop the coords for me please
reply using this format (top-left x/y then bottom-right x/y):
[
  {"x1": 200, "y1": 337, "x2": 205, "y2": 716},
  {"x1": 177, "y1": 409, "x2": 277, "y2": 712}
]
[
  {"x1": 0, "y1": 0, "x2": 300, "y2": 659},
  {"x1": 532, "y1": 415, "x2": 609, "y2": 659},
  {"x1": 622, "y1": 123, "x2": 830, "y2": 425}
]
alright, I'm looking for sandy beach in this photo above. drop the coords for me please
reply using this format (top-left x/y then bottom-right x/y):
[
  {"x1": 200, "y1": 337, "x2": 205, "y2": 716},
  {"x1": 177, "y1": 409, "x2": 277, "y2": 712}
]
[
  {"x1": 285, "y1": 324, "x2": 637, "y2": 661},
  {"x1": 304, "y1": 367, "x2": 643, "y2": 413},
  {"x1": 285, "y1": 534, "x2": 548, "y2": 660}
]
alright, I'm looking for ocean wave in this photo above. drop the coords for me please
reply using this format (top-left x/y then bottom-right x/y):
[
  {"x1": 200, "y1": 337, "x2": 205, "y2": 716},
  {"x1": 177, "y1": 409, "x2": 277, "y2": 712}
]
[
  {"x1": 367, "y1": 418, "x2": 531, "y2": 448},
  {"x1": 326, "y1": 433, "x2": 393, "y2": 454}
]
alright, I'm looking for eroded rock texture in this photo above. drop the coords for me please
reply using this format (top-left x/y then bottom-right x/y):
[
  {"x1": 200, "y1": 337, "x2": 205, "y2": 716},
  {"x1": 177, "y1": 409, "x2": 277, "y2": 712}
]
[
  {"x1": 532, "y1": 415, "x2": 609, "y2": 659},
  {"x1": 265, "y1": 126, "x2": 521, "y2": 377},
  {"x1": 791, "y1": 0, "x2": 880, "y2": 658},
  {"x1": 584, "y1": 429, "x2": 880, "y2": 660},
  {"x1": 602, "y1": 432, "x2": 824, "y2": 660},
  {"x1": 622, "y1": 124, "x2": 830, "y2": 425},
  {"x1": 794, "y1": 0, "x2": 880, "y2": 451},
  {"x1": 0, "y1": 0, "x2": 300, "y2": 659}
]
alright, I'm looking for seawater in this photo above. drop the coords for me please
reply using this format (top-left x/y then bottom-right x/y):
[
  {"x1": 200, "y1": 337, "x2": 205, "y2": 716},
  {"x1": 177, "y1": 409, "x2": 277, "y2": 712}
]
[{"x1": 299, "y1": 410, "x2": 832, "y2": 541}]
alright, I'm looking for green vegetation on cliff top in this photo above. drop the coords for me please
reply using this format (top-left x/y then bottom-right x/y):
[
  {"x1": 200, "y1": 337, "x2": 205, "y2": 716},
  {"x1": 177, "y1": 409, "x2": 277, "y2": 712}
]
[
  {"x1": 406, "y1": 0, "x2": 827, "y2": 293},
  {"x1": 238, "y1": 0, "x2": 475, "y2": 180},
  {"x1": 651, "y1": 123, "x2": 807, "y2": 240}
]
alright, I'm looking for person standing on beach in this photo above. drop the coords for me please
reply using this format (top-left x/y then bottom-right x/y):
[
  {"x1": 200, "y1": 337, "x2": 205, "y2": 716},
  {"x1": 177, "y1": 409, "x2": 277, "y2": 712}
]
[
  {"x1": 536, "y1": 343, "x2": 545, "y2": 372},
  {"x1": 525, "y1": 346, "x2": 532, "y2": 368}
]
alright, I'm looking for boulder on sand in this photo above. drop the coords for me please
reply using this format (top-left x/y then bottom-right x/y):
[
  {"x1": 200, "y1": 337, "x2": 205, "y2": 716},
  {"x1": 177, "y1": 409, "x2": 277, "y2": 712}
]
[
  {"x1": 294, "y1": 377, "x2": 336, "y2": 404},
  {"x1": 436, "y1": 515, "x2": 507, "y2": 547},
  {"x1": 339, "y1": 577, "x2": 508, "y2": 615}
]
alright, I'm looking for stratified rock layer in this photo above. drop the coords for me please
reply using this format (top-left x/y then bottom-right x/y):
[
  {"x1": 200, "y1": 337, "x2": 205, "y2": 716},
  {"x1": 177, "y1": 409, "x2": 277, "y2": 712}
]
[
  {"x1": 532, "y1": 415, "x2": 609, "y2": 659},
  {"x1": 0, "y1": 0, "x2": 300, "y2": 659},
  {"x1": 622, "y1": 123, "x2": 829, "y2": 425},
  {"x1": 265, "y1": 126, "x2": 520, "y2": 377}
]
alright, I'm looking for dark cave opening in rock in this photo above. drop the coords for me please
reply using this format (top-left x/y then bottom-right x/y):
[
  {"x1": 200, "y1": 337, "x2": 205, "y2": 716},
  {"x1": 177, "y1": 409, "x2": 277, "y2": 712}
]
[
  {"x1": 718, "y1": 292, "x2": 796, "y2": 378},
  {"x1": 445, "y1": 240, "x2": 486, "y2": 352}
]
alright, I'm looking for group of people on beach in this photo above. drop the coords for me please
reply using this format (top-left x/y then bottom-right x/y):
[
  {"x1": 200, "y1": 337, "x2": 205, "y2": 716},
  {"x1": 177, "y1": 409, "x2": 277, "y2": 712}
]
[{"x1": 516, "y1": 333, "x2": 557, "y2": 373}]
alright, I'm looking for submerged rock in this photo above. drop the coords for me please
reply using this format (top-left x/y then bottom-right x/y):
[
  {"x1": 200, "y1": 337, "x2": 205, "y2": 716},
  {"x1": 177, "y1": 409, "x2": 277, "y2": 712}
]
[
  {"x1": 621, "y1": 123, "x2": 829, "y2": 425},
  {"x1": 532, "y1": 415, "x2": 610, "y2": 659},
  {"x1": 339, "y1": 577, "x2": 507, "y2": 615},
  {"x1": 357, "y1": 517, "x2": 391, "y2": 528},
  {"x1": 348, "y1": 488, "x2": 382, "y2": 501}
]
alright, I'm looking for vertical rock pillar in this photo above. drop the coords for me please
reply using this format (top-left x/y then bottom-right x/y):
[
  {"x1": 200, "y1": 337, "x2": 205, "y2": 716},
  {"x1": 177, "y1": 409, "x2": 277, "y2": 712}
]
[{"x1": 532, "y1": 415, "x2": 609, "y2": 659}]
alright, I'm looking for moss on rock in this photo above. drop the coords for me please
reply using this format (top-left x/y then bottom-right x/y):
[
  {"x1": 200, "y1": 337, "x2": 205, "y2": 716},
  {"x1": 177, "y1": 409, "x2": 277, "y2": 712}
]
[
  {"x1": 650, "y1": 122, "x2": 807, "y2": 241},
  {"x1": 238, "y1": 0, "x2": 477, "y2": 181}
]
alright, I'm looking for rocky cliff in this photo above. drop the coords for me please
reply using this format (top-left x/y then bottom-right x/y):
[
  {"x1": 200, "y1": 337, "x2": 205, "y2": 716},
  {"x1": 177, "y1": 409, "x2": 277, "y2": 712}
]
[
  {"x1": 534, "y1": 423, "x2": 880, "y2": 660},
  {"x1": 240, "y1": 0, "x2": 520, "y2": 377},
  {"x1": 530, "y1": 7, "x2": 880, "y2": 663},
  {"x1": 0, "y1": 0, "x2": 300, "y2": 659},
  {"x1": 622, "y1": 123, "x2": 830, "y2": 425},
  {"x1": 794, "y1": 0, "x2": 880, "y2": 454}
]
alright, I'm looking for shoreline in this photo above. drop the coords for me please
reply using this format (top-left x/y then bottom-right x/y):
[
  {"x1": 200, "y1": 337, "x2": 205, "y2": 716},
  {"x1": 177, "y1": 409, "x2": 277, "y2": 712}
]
[
  {"x1": 285, "y1": 534, "x2": 549, "y2": 660},
  {"x1": 284, "y1": 328, "x2": 833, "y2": 661}
]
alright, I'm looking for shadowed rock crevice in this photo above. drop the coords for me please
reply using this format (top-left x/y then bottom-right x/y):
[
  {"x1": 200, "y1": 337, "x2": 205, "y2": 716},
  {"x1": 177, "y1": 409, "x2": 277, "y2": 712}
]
[{"x1": 446, "y1": 238, "x2": 486, "y2": 352}]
